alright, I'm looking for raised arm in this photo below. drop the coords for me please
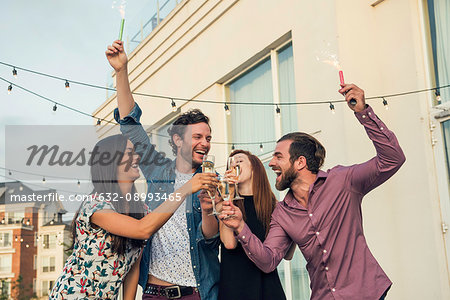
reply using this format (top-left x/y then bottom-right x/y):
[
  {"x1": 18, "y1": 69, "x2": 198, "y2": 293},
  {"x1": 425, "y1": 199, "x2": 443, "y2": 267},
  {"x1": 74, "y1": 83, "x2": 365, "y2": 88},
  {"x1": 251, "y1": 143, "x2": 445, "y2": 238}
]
[
  {"x1": 105, "y1": 40, "x2": 134, "y2": 118},
  {"x1": 339, "y1": 84, "x2": 406, "y2": 195},
  {"x1": 106, "y1": 41, "x2": 170, "y2": 179}
]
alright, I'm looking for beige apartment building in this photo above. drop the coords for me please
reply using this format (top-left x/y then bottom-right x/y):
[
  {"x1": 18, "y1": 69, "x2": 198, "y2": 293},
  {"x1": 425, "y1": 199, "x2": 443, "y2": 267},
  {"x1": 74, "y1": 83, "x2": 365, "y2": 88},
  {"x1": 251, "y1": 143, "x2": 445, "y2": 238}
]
[{"x1": 94, "y1": 0, "x2": 450, "y2": 299}]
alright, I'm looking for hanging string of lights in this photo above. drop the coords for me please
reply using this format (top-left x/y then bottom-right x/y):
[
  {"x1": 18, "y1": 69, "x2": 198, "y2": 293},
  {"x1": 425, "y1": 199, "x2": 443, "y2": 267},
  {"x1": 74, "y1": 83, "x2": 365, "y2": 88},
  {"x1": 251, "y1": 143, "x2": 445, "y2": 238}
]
[
  {"x1": 0, "y1": 75, "x2": 282, "y2": 149},
  {"x1": 1, "y1": 61, "x2": 447, "y2": 110},
  {"x1": 1, "y1": 62, "x2": 449, "y2": 151}
]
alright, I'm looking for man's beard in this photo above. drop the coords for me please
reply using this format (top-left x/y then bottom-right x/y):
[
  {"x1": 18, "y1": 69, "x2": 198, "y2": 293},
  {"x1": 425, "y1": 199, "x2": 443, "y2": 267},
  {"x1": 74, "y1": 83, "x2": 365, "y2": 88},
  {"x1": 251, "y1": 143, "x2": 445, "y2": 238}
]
[{"x1": 275, "y1": 164, "x2": 298, "y2": 191}]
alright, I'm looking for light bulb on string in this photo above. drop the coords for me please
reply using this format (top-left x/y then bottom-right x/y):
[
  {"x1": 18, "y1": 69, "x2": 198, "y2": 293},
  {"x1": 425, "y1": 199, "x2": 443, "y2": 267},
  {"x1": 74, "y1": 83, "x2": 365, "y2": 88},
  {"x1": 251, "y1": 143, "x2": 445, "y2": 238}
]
[
  {"x1": 12, "y1": 67, "x2": 17, "y2": 78},
  {"x1": 435, "y1": 91, "x2": 441, "y2": 102},
  {"x1": 8, "y1": 170, "x2": 12, "y2": 176},
  {"x1": 171, "y1": 99, "x2": 177, "y2": 112},
  {"x1": 42, "y1": 177, "x2": 46, "y2": 184},
  {"x1": 15, "y1": 236, "x2": 18, "y2": 242},
  {"x1": 77, "y1": 180, "x2": 81, "y2": 188},
  {"x1": 382, "y1": 97, "x2": 389, "y2": 110},
  {"x1": 231, "y1": 144, "x2": 235, "y2": 151},
  {"x1": 329, "y1": 102, "x2": 335, "y2": 114},
  {"x1": 53, "y1": 104, "x2": 57, "y2": 112},
  {"x1": 259, "y1": 143, "x2": 264, "y2": 152},
  {"x1": 65, "y1": 80, "x2": 70, "y2": 91},
  {"x1": 276, "y1": 105, "x2": 281, "y2": 117},
  {"x1": 7, "y1": 84, "x2": 12, "y2": 95},
  {"x1": 97, "y1": 119, "x2": 101, "y2": 126},
  {"x1": 224, "y1": 104, "x2": 231, "y2": 115},
  {"x1": 20, "y1": 238, "x2": 23, "y2": 243}
]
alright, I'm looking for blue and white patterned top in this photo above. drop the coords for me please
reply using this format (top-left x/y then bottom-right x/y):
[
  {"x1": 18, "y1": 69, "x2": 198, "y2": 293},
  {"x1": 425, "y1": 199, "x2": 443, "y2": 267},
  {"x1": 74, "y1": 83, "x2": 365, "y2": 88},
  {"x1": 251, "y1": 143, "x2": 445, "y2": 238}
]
[{"x1": 148, "y1": 170, "x2": 197, "y2": 286}]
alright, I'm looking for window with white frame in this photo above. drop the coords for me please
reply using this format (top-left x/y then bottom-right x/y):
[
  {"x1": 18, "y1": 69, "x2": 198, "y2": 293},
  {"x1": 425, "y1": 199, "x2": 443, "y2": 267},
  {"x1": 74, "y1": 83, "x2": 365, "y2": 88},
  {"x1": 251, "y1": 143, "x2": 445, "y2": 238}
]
[
  {"x1": 0, "y1": 232, "x2": 12, "y2": 248},
  {"x1": 0, "y1": 280, "x2": 10, "y2": 297},
  {"x1": 42, "y1": 256, "x2": 56, "y2": 273},
  {"x1": 7, "y1": 212, "x2": 24, "y2": 224},
  {"x1": 226, "y1": 41, "x2": 310, "y2": 299},
  {"x1": 43, "y1": 234, "x2": 56, "y2": 249},
  {"x1": 442, "y1": 119, "x2": 450, "y2": 188},
  {"x1": 0, "y1": 255, "x2": 12, "y2": 273},
  {"x1": 427, "y1": 0, "x2": 449, "y2": 104},
  {"x1": 41, "y1": 280, "x2": 54, "y2": 296}
]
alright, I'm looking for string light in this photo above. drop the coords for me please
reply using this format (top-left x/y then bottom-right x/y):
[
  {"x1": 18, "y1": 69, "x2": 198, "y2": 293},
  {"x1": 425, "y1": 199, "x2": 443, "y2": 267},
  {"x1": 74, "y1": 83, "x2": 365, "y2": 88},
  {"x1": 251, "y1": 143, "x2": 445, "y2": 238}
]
[
  {"x1": 7, "y1": 84, "x2": 12, "y2": 94},
  {"x1": 26, "y1": 219, "x2": 30, "y2": 226},
  {"x1": 20, "y1": 238, "x2": 23, "y2": 242},
  {"x1": 8, "y1": 170, "x2": 12, "y2": 176},
  {"x1": 97, "y1": 119, "x2": 101, "y2": 126},
  {"x1": 12, "y1": 67, "x2": 17, "y2": 78},
  {"x1": 0, "y1": 61, "x2": 449, "y2": 108},
  {"x1": 276, "y1": 105, "x2": 281, "y2": 117},
  {"x1": 329, "y1": 102, "x2": 335, "y2": 114},
  {"x1": 171, "y1": 99, "x2": 177, "y2": 112},
  {"x1": 382, "y1": 97, "x2": 389, "y2": 110},
  {"x1": 435, "y1": 91, "x2": 441, "y2": 102},
  {"x1": 231, "y1": 144, "x2": 235, "y2": 150},
  {"x1": 224, "y1": 104, "x2": 231, "y2": 115},
  {"x1": 77, "y1": 180, "x2": 81, "y2": 188},
  {"x1": 42, "y1": 177, "x2": 46, "y2": 184},
  {"x1": 259, "y1": 143, "x2": 264, "y2": 152},
  {"x1": 52, "y1": 104, "x2": 57, "y2": 112},
  {"x1": 65, "y1": 80, "x2": 70, "y2": 91},
  {"x1": 15, "y1": 236, "x2": 18, "y2": 242},
  {"x1": 26, "y1": 244, "x2": 29, "y2": 248}
]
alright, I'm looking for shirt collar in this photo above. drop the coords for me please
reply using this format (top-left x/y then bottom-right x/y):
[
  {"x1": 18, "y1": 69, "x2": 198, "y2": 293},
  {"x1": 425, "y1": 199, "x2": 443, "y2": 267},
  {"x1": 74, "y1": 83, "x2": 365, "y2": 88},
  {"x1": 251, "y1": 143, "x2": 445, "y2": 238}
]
[{"x1": 283, "y1": 170, "x2": 328, "y2": 208}]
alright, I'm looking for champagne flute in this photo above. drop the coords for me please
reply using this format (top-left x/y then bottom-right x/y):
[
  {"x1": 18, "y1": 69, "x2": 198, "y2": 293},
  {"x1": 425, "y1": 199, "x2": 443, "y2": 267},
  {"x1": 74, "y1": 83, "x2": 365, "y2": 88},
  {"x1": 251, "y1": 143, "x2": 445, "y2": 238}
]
[
  {"x1": 217, "y1": 175, "x2": 236, "y2": 219},
  {"x1": 228, "y1": 157, "x2": 244, "y2": 200},
  {"x1": 202, "y1": 155, "x2": 219, "y2": 216}
]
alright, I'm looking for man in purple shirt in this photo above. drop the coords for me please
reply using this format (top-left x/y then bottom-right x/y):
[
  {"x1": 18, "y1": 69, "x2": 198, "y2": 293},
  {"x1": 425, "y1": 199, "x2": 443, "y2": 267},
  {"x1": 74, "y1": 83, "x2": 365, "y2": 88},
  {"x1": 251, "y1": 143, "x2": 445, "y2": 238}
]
[{"x1": 220, "y1": 84, "x2": 406, "y2": 300}]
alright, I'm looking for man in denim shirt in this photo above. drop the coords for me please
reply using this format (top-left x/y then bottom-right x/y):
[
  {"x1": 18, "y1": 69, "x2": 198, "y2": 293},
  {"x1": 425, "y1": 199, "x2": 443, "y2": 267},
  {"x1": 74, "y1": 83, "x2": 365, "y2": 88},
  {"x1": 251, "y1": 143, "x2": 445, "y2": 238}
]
[{"x1": 107, "y1": 40, "x2": 220, "y2": 300}]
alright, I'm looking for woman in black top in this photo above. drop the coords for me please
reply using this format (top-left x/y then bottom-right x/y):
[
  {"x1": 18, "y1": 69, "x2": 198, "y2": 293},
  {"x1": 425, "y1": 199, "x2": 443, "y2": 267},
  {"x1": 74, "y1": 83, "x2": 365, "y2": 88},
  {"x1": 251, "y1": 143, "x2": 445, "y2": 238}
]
[{"x1": 218, "y1": 150, "x2": 289, "y2": 300}]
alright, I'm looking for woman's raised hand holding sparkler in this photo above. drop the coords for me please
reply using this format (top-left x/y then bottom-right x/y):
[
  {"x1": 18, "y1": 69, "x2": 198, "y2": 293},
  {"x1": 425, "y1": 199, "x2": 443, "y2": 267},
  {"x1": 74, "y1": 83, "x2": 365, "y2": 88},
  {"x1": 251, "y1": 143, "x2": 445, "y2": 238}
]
[{"x1": 105, "y1": 40, "x2": 127, "y2": 72}]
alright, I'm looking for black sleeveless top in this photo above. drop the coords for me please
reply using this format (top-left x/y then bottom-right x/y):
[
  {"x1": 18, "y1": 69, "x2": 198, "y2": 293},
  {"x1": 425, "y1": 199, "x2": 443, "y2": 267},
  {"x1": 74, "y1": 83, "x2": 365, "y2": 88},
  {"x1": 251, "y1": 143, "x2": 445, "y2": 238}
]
[{"x1": 219, "y1": 196, "x2": 286, "y2": 300}]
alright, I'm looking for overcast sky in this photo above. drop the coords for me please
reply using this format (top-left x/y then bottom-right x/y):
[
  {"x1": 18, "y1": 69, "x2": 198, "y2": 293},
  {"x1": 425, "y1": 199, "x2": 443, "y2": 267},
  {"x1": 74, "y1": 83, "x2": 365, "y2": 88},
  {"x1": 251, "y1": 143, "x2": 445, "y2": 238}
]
[{"x1": 1, "y1": 0, "x2": 159, "y2": 216}]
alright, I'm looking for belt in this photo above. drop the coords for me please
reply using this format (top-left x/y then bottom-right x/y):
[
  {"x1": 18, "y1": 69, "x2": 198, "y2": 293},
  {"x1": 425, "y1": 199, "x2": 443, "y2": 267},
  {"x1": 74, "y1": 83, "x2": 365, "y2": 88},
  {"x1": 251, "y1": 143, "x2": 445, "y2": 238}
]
[{"x1": 144, "y1": 283, "x2": 198, "y2": 299}]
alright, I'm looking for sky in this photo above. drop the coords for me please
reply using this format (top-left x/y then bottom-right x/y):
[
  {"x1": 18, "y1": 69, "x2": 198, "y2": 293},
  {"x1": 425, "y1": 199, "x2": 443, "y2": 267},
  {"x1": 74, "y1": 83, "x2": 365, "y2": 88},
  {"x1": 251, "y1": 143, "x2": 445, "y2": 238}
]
[{"x1": 1, "y1": 0, "x2": 159, "y2": 217}]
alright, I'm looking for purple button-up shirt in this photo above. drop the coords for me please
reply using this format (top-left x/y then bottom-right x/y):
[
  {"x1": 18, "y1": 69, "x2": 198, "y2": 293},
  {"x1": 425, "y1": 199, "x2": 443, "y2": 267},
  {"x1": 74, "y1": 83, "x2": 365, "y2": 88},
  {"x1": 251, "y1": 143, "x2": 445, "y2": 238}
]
[{"x1": 236, "y1": 105, "x2": 405, "y2": 300}]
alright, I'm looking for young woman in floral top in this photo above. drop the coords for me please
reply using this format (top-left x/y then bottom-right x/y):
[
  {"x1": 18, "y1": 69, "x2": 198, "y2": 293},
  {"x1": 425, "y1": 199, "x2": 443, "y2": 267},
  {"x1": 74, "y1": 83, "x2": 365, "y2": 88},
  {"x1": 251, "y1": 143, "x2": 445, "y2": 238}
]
[{"x1": 50, "y1": 134, "x2": 218, "y2": 299}]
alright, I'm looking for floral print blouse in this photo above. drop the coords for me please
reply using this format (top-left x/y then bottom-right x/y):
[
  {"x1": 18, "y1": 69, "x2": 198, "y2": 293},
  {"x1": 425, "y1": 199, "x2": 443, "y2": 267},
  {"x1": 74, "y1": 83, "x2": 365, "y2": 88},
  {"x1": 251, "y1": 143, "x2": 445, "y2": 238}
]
[{"x1": 50, "y1": 197, "x2": 148, "y2": 299}]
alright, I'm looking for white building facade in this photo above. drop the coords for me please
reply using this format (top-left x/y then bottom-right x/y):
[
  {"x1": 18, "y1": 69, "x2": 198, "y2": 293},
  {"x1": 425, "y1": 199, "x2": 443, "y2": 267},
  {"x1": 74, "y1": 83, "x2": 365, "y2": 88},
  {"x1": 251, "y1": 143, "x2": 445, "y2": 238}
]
[{"x1": 95, "y1": 0, "x2": 450, "y2": 299}]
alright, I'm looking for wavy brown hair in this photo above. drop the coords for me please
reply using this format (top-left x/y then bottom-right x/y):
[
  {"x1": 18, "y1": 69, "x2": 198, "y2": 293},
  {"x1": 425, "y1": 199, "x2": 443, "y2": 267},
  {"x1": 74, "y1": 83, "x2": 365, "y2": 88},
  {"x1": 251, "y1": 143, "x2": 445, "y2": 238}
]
[
  {"x1": 230, "y1": 150, "x2": 277, "y2": 235},
  {"x1": 69, "y1": 135, "x2": 146, "y2": 255}
]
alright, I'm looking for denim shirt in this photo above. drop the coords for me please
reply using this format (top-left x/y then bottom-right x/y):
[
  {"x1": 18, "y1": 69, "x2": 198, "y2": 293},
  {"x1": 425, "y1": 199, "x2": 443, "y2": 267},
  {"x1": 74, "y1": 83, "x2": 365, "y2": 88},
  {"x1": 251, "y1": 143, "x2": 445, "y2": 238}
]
[{"x1": 114, "y1": 103, "x2": 220, "y2": 300}]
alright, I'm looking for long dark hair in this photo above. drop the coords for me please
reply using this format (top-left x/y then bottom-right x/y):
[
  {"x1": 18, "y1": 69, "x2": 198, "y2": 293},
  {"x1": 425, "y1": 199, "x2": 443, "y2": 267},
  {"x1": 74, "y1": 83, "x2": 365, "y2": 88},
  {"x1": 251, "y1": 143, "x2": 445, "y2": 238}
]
[
  {"x1": 230, "y1": 150, "x2": 277, "y2": 235},
  {"x1": 69, "y1": 134, "x2": 146, "y2": 255}
]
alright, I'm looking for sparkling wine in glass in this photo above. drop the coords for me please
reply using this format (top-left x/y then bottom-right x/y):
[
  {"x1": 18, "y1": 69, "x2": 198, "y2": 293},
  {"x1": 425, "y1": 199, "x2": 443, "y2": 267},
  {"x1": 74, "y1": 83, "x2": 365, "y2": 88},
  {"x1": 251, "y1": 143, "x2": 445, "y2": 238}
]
[
  {"x1": 202, "y1": 155, "x2": 219, "y2": 216},
  {"x1": 228, "y1": 157, "x2": 244, "y2": 200}
]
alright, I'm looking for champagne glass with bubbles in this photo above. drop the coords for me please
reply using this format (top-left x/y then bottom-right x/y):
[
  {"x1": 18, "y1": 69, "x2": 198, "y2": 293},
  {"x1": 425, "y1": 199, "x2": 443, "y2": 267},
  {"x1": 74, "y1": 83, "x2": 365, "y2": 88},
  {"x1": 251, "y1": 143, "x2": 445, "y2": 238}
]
[
  {"x1": 202, "y1": 155, "x2": 219, "y2": 216},
  {"x1": 228, "y1": 157, "x2": 244, "y2": 200}
]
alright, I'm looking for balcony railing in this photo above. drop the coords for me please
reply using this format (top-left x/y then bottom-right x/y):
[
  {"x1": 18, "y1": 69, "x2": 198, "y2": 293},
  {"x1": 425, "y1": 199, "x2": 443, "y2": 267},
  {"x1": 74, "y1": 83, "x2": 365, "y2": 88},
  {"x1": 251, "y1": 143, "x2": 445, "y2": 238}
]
[{"x1": 106, "y1": 0, "x2": 180, "y2": 99}]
